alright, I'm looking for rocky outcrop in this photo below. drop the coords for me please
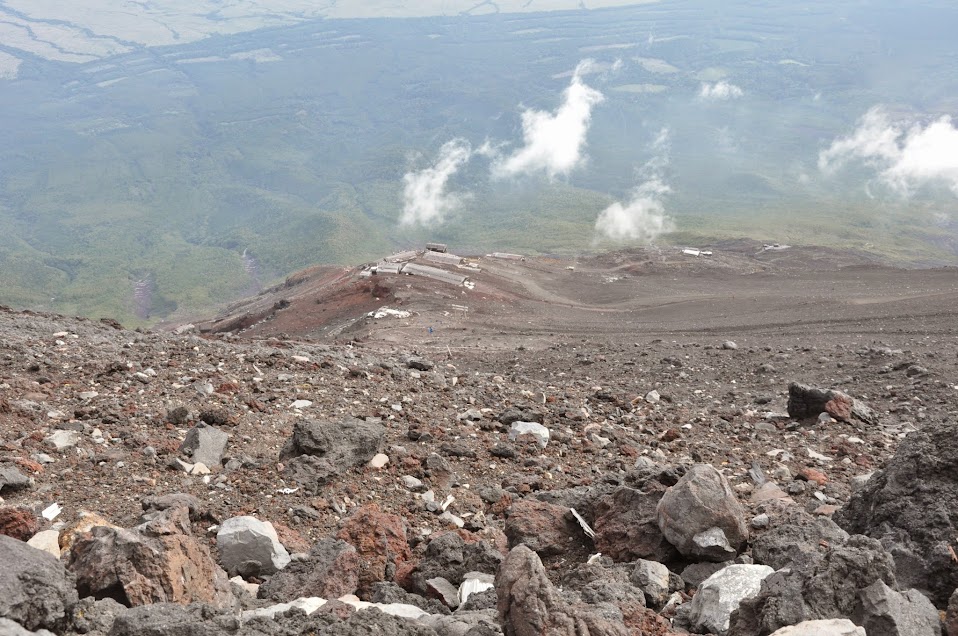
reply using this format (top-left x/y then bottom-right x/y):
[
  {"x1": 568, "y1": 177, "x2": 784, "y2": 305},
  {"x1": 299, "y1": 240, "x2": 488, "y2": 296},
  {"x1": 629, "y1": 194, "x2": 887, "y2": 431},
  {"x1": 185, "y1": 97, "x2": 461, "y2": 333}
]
[
  {"x1": 656, "y1": 464, "x2": 748, "y2": 561},
  {"x1": 66, "y1": 506, "x2": 234, "y2": 608},
  {"x1": 751, "y1": 505, "x2": 849, "y2": 570},
  {"x1": 0, "y1": 536, "x2": 78, "y2": 632},
  {"x1": 729, "y1": 535, "x2": 897, "y2": 635},
  {"x1": 836, "y1": 419, "x2": 958, "y2": 606}
]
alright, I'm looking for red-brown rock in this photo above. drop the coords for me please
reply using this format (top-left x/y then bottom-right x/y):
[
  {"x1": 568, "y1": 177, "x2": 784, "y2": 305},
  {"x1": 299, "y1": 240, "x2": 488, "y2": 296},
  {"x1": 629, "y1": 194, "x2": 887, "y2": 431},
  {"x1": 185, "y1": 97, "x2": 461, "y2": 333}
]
[
  {"x1": 504, "y1": 499, "x2": 585, "y2": 557},
  {"x1": 0, "y1": 506, "x2": 39, "y2": 541},
  {"x1": 336, "y1": 504, "x2": 411, "y2": 597}
]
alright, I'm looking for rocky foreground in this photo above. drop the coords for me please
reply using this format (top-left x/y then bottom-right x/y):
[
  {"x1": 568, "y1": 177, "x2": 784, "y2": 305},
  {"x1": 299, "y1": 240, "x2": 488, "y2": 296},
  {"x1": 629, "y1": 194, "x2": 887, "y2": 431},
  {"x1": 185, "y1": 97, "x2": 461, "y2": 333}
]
[{"x1": 1, "y1": 297, "x2": 957, "y2": 636}]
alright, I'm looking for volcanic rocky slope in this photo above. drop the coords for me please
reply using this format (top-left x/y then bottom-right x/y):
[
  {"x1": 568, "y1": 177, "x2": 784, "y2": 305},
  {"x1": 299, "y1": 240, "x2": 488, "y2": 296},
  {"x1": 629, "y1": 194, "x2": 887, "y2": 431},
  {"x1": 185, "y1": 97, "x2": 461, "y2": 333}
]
[{"x1": 1, "y1": 244, "x2": 958, "y2": 635}]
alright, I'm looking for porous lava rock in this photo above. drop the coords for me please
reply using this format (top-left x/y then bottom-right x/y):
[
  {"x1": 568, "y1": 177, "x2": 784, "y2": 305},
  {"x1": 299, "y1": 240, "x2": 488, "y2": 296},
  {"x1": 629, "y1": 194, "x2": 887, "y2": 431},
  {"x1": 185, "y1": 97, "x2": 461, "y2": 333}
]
[
  {"x1": 257, "y1": 538, "x2": 360, "y2": 602},
  {"x1": 836, "y1": 419, "x2": 958, "y2": 606},
  {"x1": 336, "y1": 504, "x2": 411, "y2": 598},
  {"x1": 0, "y1": 536, "x2": 78, "y2": 632}
]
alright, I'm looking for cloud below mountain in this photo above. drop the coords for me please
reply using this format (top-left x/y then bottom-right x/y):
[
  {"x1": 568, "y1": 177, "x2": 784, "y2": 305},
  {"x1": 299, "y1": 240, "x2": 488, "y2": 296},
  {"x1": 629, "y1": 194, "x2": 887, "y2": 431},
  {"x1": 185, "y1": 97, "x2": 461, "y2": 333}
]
[
  {"x1": 699, "y1": 81, "x2": 743, "y2": 101},
  {"x1": 493, "y1": 60, "x2": 605, "y2": 180},
  {"x1": 820, "y1": 106, "x2": 958, "y2": 196},
  {"x1": 400, "y1": 139, "x2": 472, "y2": 226},
  {"x1": 594, "y1": 128, "x2": 674, "y2": 242}
]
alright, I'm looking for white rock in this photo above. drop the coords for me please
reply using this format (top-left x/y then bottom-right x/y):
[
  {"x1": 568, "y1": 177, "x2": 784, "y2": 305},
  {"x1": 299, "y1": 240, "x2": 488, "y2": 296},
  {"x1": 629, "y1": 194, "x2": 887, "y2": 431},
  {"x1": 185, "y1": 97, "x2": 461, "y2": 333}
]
[
  {"x1": 768, "y1": 619, "x2": 865, "y2": 636},
  {"x1": 509, "y1": 421, "x2": 550, "y2": 448},
  {"x1": 401, "y1": 475, "x2": 424, "y2": 491},
  {"x1": 458, "y1": 572, "x2": 494, "y2": 606},
  {"x1": 27, "y1": 529, "x2": 61, "y2": 558},
  {"x1": 688, "y1": 564, "x2": 774, "y2": 635},
  {"x1": 45, "y1": 430, "x2": 81, "y2": 451},
  {"x1": 240, "y1": 596, "x2": 430, "y2": 623},
  {"x1": 230, "y1": 575, "x2": 260, "y2": 597},
  {"x1": 217, "y1": 516, "x2": 291, "y2": 578},
  {"x1": 645, "y1": 390, "x2": 661, "y2": 403},
  {"x1": 368, "y1": 453, "x2": 389, "y2": 469},
  {"x1": 41, "y1": 503, "x2": 62, "y2": 521},
  {"x1": 290, "y1": 399, "x2": 313, "y2": 409},
  {"x1": 190, "y1": 462, "x2": 211, "y2": 475},
  {"x1": 78, "y1": 391, "x2": 98, "y2": 400}
]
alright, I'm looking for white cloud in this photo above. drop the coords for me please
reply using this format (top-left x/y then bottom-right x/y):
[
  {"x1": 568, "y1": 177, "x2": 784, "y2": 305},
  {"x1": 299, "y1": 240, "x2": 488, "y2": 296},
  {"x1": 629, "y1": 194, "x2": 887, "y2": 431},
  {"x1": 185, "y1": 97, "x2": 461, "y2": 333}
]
[
  {"x1": 493, "y1": 60, "x2": 605, "y2": 180},
  {"x1": 699, "y1": 81, "x2": 744, "y2": 101},
  {"x1": 594, "y1": 128, "x2": 674, "y2": 242},
  {"x1": 819, "y1": 106, "x2": 958, "y2": 196},
  {"x1": 594, "y1": 178, "x2": 674, "y2": 242},
  {"x1": 400, "y1": 139, "x2": 472, "y2": 226}
]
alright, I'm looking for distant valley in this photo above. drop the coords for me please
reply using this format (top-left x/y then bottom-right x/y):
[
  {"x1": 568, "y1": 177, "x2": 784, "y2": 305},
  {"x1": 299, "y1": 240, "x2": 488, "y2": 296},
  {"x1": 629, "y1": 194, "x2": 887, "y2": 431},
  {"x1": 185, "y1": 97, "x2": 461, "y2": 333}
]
[{"x1": 0, "y1": 0, "x2": 956, "y2": 324}]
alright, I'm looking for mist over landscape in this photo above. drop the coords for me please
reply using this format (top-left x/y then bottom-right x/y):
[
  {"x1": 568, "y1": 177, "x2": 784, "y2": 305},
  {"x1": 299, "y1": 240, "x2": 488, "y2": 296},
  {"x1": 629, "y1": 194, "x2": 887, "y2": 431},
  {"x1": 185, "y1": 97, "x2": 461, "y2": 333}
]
[{"x1": 1, "y1": 0, "x2": 957, "y2": 323}]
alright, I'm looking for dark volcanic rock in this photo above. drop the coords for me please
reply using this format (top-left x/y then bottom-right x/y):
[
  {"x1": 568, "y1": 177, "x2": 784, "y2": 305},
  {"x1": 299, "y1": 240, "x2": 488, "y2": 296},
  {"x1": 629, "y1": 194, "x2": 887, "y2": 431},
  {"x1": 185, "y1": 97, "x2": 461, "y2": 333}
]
[
  {"x1": 0, "y1": 466, "x2": 32, "y2": 494},
  {"x1": 593, "y1": 486, "x2": 676, "y2": 563},
  {"x1": 656, "y1": 464, "x2": 748, "y2": 561},
  {"x1": 258, "y1": 538, "x2": 360, "y2": 602},
  {"x1": 751, "y1": 505, "x2": 849, "y2": 570},
  {"x1": 404, "y1": 531, "x2": 503, "y2": 596},
  {"x1": 836, "y1": 419, "x2": 958, "y2": 606},
  {"x1": 108, "y1": 603, "x2": 237, "y2": 636},
  {"x1": 729, "y1": 535, "x2": 897, "y2": 636},
  {"x1": 280, "y1": 417, "x2": 385, "y2": 492},
  {"x1": 0, "y1": 535, "x2": 78, "y2": 632},
  {"x1": 852, "y1": 580, "x2": 941, "y2": 636}
]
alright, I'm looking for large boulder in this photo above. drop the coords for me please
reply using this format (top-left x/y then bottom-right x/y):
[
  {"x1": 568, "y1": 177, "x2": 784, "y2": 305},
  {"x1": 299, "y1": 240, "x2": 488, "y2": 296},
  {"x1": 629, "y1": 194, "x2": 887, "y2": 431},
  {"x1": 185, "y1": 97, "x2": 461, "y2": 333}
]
[
  {"x1": 836, "y1": 419, "x2": 958, "y2": 606},
  {"x1": 280, "y1": 417, "x2": 385, "y2": 492},
  {"x1": 593, "y1": 486, "x2": 676, "y2": 563},
  {"x1": 257, "y1": 538, "x2": 359, "y2": 602},
  {"x1": 496, "y1": 545, "x2": 629, "y2": 636},
  {"x1": 852, "y1": 580, "x2": 941, "y2": 636},
  {"x1": 687, "y1": 565, "x2": 774, "y2": 636},
  {"x1": 216, "y1": 516, "x2": 291, "y2": 578},
  {"x1": 0, "y1": 536, "x2": 78, "y2": 632},
  {"x1": 504, "y1": 499, "x2": 587, "y2": 557},
  {"x1": 336, "y1": 504, "x2": 412, "y2": 597},
  {"x1": 786, "y1": 383, "x2": 877, "y2": 424},
  {"x1": 729, "y1": 535, "x2": 897, "y2": 636},
  {"x1": 656, "y1": 464, "x2": 748, "y2": 561},
  {"x1": 178, "y1": 424, "x2": 229, "y2": 470},
  {"x1": 66, "y1": 506, "x2": 234, "y2": 608}
]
